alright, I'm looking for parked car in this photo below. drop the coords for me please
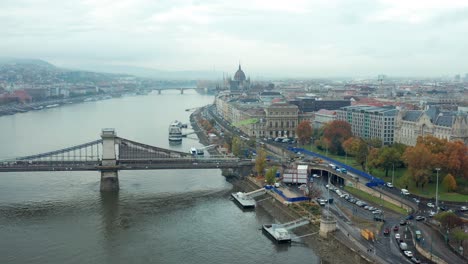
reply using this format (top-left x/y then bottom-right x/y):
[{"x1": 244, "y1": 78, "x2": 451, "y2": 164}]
[
  {"x1": 395, "y1": 233, "x2": 400, "y2": 240},
  {"x1": 429, "y1": 211, "x2": 436, "y2": 217},
  {"x1": 393, "y1": 225, "x2": 399, "y2": 232},
  {"x1": 386, "y1": 182, "x2": 394, "y2": 188},
  {"x1": 372, "y1": 209, "x2": 383, "y2": 214},
  {"x1": 427, "y1": 202, "x2": 435, "y2": 208},
  {"x1": 410, "y1": 257, "x2": 421, "y2": 264},
  {"x1": 461, "y1": 206, "x2": 468, "y2": 212},
  {"x1": 412, "y1": 197, "x2": 420, "y2": 203},
  {"x1": 312, "y1": 174, "x2": 320, "y2": 178},
  {"x1": 415, "y1": 216, "x2": 426, "y2": 221},
  {"x1": 406, "y1": 214, "x2": 414, "y2": 220},
  {"x1": 400, "y1": 220, "x2": 407, "y2": 226}
]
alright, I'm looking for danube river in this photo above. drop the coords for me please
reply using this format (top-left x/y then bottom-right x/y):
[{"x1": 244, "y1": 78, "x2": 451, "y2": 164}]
[{"x1": 0, "y1": 90, "x2": 319, "y2": 264}]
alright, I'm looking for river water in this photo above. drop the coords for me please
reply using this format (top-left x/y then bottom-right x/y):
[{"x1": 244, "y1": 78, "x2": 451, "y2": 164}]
[{"x1": 0, "y1": 90, "x2": 319, "y2": 264}]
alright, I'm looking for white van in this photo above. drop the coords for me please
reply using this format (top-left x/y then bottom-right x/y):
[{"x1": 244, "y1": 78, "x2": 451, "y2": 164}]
[
  {"x1": 399, "y1": 242, "x2": 408, "y2": 250},
  {"x1": 401, "y1": 189, "x2": 410, "y2": 196}
]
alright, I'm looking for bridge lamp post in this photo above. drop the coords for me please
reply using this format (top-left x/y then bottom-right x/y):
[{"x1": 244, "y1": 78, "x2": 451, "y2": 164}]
[{"x1": 435, "y1": 168, "x2": 440, "y2": 213}]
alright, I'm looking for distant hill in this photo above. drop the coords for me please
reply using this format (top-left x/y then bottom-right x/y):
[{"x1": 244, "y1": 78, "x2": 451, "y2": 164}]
[
  {"x1": 0, "y1": 57, "x2": 222, "y2": 80},
  {"x1": 0, "y1": 57, "x2": 56, "y2": 68},
  {"x1": 80, "y1": 65, "x2": 222, "y2": 80}
]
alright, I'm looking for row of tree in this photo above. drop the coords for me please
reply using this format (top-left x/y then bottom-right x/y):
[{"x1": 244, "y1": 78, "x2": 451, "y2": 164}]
[
  {"x1": 403, "y1": 136, "x2": 468, "y2": 190},
  {"x1": 295, "y1": 119, "x2": 467, "y2": 193}
]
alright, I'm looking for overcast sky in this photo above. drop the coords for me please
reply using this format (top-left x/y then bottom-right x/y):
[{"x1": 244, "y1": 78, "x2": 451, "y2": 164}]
[{"x1": 1, "y1": 0, "x2": 468, "y2": 78}]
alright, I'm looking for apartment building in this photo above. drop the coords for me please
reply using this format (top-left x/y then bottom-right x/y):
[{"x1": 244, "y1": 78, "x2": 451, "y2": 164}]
[{"x1": 337, "y1": 105, "x2": 397, "y2": 145}]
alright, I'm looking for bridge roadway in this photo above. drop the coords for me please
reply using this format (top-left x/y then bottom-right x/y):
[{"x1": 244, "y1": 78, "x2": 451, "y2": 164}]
[{"x1": 0, "y1": 158, "x2": 253, "y2": 172}]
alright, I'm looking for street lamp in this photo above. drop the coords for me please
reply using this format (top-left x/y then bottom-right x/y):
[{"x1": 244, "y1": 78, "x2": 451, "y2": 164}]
[{"x1": 435, "y1": 168, "x2": 441, "y2": 213}]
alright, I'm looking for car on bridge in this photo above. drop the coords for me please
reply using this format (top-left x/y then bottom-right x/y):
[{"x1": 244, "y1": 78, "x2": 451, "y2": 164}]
[{"x1": 427, "y1": 202, "x2": 435, "y2": 208}]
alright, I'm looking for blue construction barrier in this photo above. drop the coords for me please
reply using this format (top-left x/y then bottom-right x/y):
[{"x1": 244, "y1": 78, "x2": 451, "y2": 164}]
[{"x1": 288, "y1": 147, "x2": 385, "y2": 186}]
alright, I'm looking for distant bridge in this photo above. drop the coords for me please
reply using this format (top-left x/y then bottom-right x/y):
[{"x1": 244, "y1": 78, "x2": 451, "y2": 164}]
[{"x1": 0, "y1": 129, "x2": 252, "y2": 191}]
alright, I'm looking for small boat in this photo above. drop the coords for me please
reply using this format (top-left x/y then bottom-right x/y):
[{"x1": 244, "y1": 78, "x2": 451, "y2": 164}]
[
  {"x1": 231, "y1": 192, "x2": 255, "y2": 209},
  {"x1": 262, "y1": 224, "x2": 291, "y2": 243}
]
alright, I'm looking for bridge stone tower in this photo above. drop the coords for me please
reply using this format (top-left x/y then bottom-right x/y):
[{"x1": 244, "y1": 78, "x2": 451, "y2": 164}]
[{"x1": 100, "y1": 128, "x2": 119, "y2": 191}]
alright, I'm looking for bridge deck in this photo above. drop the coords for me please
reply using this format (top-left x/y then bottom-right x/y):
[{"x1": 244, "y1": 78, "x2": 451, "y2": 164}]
[{"x1": 0, "y1": 159, "x2": 253, "y2": 172}]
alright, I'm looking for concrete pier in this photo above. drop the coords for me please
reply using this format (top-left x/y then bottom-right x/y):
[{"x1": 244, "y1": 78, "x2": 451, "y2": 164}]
[
  {"x1": 319, "y1": 216, "x2": 337, "y2": 238},
  {"x1": 100, "y1": 170, "x2": 119, "y2": 191},
  {"x1": 100, "y1": 128, "x2": 119, "y2": 191}
]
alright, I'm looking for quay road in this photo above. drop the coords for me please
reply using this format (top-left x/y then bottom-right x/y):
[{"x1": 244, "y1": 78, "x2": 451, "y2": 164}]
[{"x1": 313, "y1": 177, "x2": 432, "y2": 264}]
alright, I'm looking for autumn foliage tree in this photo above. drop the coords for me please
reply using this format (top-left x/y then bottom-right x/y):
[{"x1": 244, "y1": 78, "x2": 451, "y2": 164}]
[
  {"x1": 434, "y1": 211, "x2": 463, "y2": 230},
  {"x1": 369, "y1": 145, "x2": 402, "y2": 177},
  {"x1": 296, "y1": 120, "x2": 313, "y2": 145},
  {"x1": 342, "y1": 137, "x2": 368, "y2": 169},
  {"x1": 255, "y1": 148, "x2": 267, "y2": 176},
  {"x1": 231, "y1": 136, "x2": 243, "y2": 157},
  {"x1": 265, "y1": 167, "x2": 277, "y2": 185},
  {"x1": 403, "y1": 143, "x2": 433, "y2": 188},
  {"x1": 442, "y1": 173, "x2": 457, "y2": 192},
  {"x1": 322, "y1": 120, "x2": 352, "y2": 155},
  {"x1": 405, "y1": 136, "x2": 468, "y2": 192},
  {"x1": 442, "y1": 141, "x2": 468, "y2": 180}
]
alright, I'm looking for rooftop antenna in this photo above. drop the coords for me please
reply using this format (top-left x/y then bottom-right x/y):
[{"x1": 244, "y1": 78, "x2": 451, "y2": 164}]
[{"x1": 378, "y1": 74, "x2": 385, "y2": 93}]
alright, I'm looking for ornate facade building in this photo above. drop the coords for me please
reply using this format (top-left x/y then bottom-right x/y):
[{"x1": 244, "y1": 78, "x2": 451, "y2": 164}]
[
  {"x1": 225, "y1": 64, "x2": 251, "y2": 91},
  {"x1": 215, "y1": 95, "x2": 312, "y2": 139},
  {"x1": 214, "y1": 63, "x2": 316, "y2": 138},
  {"x1": 394, "y1": 107, "x2": 468, "y2": 146}
]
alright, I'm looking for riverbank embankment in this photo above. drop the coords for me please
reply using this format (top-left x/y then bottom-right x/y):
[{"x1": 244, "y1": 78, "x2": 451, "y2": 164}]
[{"x1": 190, "y1": 106, "x2": 372, "y2": 264}]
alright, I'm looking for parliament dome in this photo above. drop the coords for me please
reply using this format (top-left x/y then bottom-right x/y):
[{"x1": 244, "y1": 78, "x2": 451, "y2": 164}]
[{"x1": 234, "y1": 64, "x2": 246, "y2": 82}]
